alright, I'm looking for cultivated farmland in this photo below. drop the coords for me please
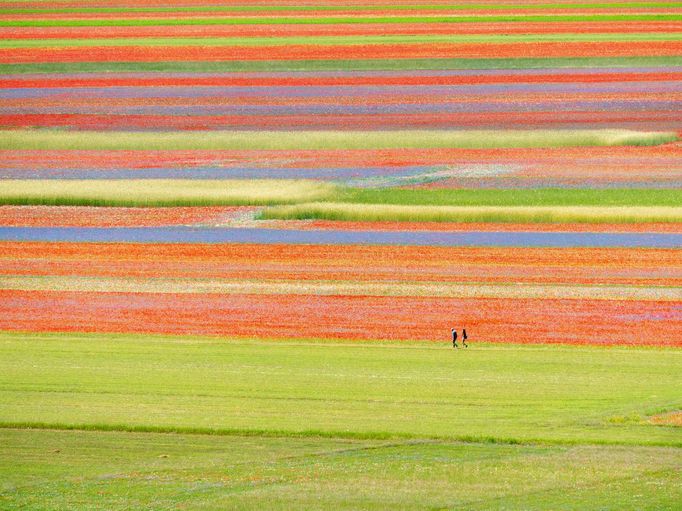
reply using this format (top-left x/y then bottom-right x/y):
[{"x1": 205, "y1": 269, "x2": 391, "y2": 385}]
[{"x1": 0, "y1": 1, "x2": 681, "y2": 509}]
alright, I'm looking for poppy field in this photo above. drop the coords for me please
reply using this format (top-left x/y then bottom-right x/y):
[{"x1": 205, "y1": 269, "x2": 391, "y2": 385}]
[{"x1": 0, "y1": 0, "x2": 681, "y2": 509}]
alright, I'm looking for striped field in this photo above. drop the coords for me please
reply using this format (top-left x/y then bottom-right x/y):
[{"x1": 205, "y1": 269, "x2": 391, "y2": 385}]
[
  {"x1": 1, "y1": 0, "x2": 680, "y2": 369},
  {"x1": 1, "y1": 2, "x2": 681, "y2": 509}
]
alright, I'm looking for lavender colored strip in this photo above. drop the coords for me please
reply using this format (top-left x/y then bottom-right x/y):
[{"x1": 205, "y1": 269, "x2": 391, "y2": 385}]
[
  {"x1": 5, "y1": 67, "x2": 682, "y2": 81},
  {"x1": 5, "y1": 100, "x2": 679, "y2": 116},
  {"x1": 1, "y1": 227, "x2": 681, "y2": 248},
  {"x1": 0, "y1": 166, "x2": 427, "y2": 180},
  {"x1": 3, "y1": 81, "x2": 680, "y2": 99}
]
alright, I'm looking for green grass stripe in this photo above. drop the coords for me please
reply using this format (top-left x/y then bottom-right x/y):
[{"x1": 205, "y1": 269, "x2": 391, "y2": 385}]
[
  {"x1": 260, "y1": 203, "x2": 682, "y2": 224},
  {"x1": 2, "y1": 13, "x2": 682, "y2": 27},
  {"x1": 1, "y1": 421, "x2": 680, "y2": 447},
  {"x1": 1, "y1": 130, "x2": 676, "y2": 152},
  {"x1": 6, "y1": 421, "x2": 674, "y2": 448},
  {"x1": 338, "y1": 187, "x2": 682, "y2": 207},
  {"x1": 0, "y1": 421, "x2": 447, "y2": 443},
  {"x1": 2, "y1": 179, "x2": 679, "y2": 210},
  {"x1": 2, "y1": 3, "x2": 680, "y2": 14},
  {"x1": 2, "y1": 56, "x2": 680, "y2": 74},
  {"x1": 4, "y1": 32, "x2": 682, "y2": 49}
]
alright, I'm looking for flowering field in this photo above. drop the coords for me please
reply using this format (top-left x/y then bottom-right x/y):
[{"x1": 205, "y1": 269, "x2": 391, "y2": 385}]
[
  {"x1": 1, "y1": 1, "x2": 681, "y2": 508},
  {"x1": 1, "y1": 241, "x2": 681, "y2": 345},
  {"x1": 1, "y1": 0, "x2": 681, "y2": 342}
]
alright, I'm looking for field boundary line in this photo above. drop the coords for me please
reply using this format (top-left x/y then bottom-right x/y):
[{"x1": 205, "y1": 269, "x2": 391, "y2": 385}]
[
  {"x1": 2, "y1": 329, "x2": 682, "y2": 352},
  {"x1": 1, "y1": 422, "x2": 680, "y2": 448}
]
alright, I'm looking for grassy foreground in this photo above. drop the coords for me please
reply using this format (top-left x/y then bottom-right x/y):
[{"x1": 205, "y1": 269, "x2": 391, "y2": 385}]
[
  {"x1": 1, "y1": 332, "x2": 679, "y2": 446},
  {"x1": 1, "y1": 129, "x2": 676, "y2": 151},
  {"x1": 0, "y1": 332, "x2": 680, "y2": 510},
  {"x1": 1, "y1": 429, "x2": 680, "y2": 510}
]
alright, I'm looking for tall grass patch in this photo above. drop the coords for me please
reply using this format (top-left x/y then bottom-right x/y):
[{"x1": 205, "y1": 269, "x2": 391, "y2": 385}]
[
  {"x1": 337, "y1": 188, "x2": 682, "y2": 207},
  {"x1": 1, "y1": 129, "x2": 677, "y2": 151},
  {"x1": 0, "y1": 179, "x2": 337, "y2": 207},
  {"x1": 260, "y1": 203, "x2": 682, "y2": 223}
]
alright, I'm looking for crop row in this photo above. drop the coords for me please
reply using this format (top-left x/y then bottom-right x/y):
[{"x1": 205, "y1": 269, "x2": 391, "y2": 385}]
[
  {"x1": 2, "y1": 129, "x2": 675, "y2": 150},
  {"x1": 2, "y1": 241, "x2": 678, "y2": 288},
  {"x1": 2, "y1": 289, "x2": 680, "y2": 345}
]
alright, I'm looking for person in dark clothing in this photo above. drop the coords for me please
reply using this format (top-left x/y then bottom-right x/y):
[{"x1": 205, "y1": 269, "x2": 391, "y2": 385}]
[
  {"x1": 462, "y1": 328, "x2": 468, "y2": 348},
  {"x1": 451, "y1": 328, "x2": 458, "y2": 349}
]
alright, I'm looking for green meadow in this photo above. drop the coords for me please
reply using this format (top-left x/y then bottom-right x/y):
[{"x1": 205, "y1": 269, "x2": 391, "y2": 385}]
[
  {"x1": 4, "y1": 33, "x2": 682, "y2": 48},
  {"x1": 3, "y1": 56, "x2": 682, "y2": 75},
  {"x1": 2, "y1": 13, "x2": 682, "y2": 27},
  {"x1": 0, "y1": 332, "x2": 680, "y2": 509},
  {"x1": 259, "y1": 188, "x2": 682, "y2": 223},
  {"x1": 259, "y1": 203, "x2": 682, "y2": 223},
  {"x1": 1, "y1": 333, "x2": 680, "y2": 445},
  {"x1": 338, "y1": 187, "x2": 682, "y2": 207},
  {"x1": 1, "y1": 430, "x2": 681, "y2": 510}
]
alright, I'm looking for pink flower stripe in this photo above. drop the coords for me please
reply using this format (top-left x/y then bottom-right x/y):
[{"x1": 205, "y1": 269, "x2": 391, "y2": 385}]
[{"x1": 1, "y1": 289, "x2": 680, "y2": 346}]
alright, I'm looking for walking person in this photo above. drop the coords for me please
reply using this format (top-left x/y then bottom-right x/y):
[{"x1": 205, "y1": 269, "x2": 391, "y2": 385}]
[
  {"x1": 451, "y1": 328, "x2": 458, "y2": 349},
  {"x1": 462, "y1": 328, "x2": 468, "y2": 348}
]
